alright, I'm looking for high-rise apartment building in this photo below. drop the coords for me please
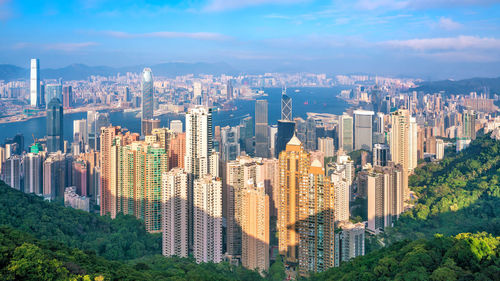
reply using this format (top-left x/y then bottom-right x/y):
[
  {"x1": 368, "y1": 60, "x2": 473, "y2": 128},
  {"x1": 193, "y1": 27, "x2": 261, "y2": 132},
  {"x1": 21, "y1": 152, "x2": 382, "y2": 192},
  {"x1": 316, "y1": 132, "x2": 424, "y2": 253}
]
[
  {"x1": 354, "y1": 110, "x2": 374, "y2": 151},
  {"x1": 390, "y1": 109, "x2": 410, "y2": 200},
  {"x1": 141, "y1": 68, "x2": 154, "y2": 136},
  {"x1": 30, "y1": 58, "x2": 40, "y2": 107},
  {"x1": 143, "y1": 144, "x2": 168, "y2": 233},
  {"x1": 170, "y1": 120, "x2": 183, "y2": 133},
  {"x1": 43, "y1": 152, "x2": 71, "y2": 200},
  {"x1": 169, "y1": 132, "x2": 186, "y2": 170},
  {"x1": 409, "y1": 117, "x2": 418, "y2": 172},
  {"x1": 334, "y1": 221, "x2": 365, "y2": 267},
  {"x1": 23, "y1": 152, "x2": 44, "y2": 194},
  {"x1": 339, "y1": 114, "x2": 353, "y2": 153},
  {"x1": 241, "y1": 183, "x2": 269, "y2": 273},
  {"x1": 462, "y1": 109, "x2": 476, "y2": 140},
  {"x1": 2, "y1": 156, "x2": 21, "y2": 190},
  {"x1": 318, "y1": 137, "x2": 335, "y2": 158},
  {"x1": 436, "y1": 139, "x2": 445, "y2": 160},
  {"x1": 366, "y1": 163, "x2": 404, "y2": 234},
  {"x1": 72, "y1": 160, "x2": 87, "y2": 196},
  {"x1": 298, "y1": 159, "x2": 335, "y2": 275},
  {"x1": 255, "y1": 99, "x2": 269, "y2": 158},
  {"x1": 185, "y1": 107, "x2": 216, "y2": 179},
  {"x1": 47, "y1": 98, "x2": 64, "y2": 153},
  {"x1": 162, "y1": 168, "x2": 189, "y2": 258},
  {"x1": 373, "y1": 144, "x2": 389, "y2": 167},
  {"x1": 193, "y1": 175, "x2": 223, "y2": 263},
  {"x1": 278, "y1": 135, "x2": 309, "y2": 264}
]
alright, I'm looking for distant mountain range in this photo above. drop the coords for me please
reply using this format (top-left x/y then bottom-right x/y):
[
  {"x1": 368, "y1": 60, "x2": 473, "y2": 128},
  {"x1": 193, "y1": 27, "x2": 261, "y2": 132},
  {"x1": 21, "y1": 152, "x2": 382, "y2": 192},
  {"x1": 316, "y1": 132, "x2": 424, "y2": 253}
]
[
  {"x1": 0, "y1": 62, "x2": 239, "y2": 81},
  {"x1": 411, "y1": 77, "x2": 500, "y2": 96}
]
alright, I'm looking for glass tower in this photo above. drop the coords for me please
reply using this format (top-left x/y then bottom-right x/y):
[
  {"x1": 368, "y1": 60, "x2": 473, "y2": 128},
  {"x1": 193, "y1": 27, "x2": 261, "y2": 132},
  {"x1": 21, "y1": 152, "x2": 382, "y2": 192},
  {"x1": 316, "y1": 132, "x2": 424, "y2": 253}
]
[
  {"x1": 46, "y1": 98, "x2": 64, "y2": 153},
  {"x1": 141, "y1": 68, "x2": 154, "y2": 136}
]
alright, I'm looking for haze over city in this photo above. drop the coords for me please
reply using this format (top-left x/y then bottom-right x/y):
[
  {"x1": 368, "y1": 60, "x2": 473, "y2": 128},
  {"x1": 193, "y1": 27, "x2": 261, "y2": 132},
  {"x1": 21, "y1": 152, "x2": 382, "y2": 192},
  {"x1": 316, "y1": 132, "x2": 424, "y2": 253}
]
[{"x1": 1, "y1": 0, "x2": 500, "y2": 79}]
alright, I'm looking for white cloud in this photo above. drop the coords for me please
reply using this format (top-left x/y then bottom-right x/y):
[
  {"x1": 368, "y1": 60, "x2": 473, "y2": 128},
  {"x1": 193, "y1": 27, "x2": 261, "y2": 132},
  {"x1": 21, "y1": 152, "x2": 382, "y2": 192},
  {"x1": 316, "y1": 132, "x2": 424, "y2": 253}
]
[
  {"x1": 382, "y1": 36, "x2": 500, "y2": 50},
  {"x1": 354, "y1": 0, "x2": 499, "y2": 11},
  {"x1": 437, "y1": 17, "x2": 462, "y2": 30},
  {"x1": 13, "y1": 42, "x2": 98, "y2": 52},
  {"x1": 204, "y1": 0, "x2": 307, "y2": 12},
  {"x1": 103, "y1": 31, "x2": 230, "y2": 41}
]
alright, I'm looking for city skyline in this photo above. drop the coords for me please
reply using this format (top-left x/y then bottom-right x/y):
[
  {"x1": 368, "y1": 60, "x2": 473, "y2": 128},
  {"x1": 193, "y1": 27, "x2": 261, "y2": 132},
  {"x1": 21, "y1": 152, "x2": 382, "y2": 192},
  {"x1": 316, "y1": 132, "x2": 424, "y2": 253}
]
[{"x1": 0, "y1": 1, "x2": 499, "y2": 79}]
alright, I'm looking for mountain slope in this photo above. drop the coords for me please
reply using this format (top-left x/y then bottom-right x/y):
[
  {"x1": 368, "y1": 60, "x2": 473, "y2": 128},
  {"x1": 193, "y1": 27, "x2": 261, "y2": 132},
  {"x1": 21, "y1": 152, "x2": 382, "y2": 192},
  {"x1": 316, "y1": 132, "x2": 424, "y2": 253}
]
[{"x1": 412, "y1": 77, "x2": 500, "y2": 96}]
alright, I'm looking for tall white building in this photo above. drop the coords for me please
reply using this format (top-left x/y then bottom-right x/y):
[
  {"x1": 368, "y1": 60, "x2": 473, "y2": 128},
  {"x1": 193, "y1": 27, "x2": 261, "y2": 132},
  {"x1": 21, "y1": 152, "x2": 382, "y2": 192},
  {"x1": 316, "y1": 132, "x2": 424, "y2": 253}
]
[
  {"x1": 170, "y1": 120, "x2": 183, "y2": 133},
  {"x1": 185, "y1": 107, "x2": 216, "y2": 178},
  {"x1": 331, "y1": 172, "x2": 350, "y2": 223},
  {"x1": 30, "y1": 58, "x2": 40, "y2": 107},
  {"x1": 318, "y1": 137, "x2": 335, "y2": 157},
  {"x1": 353, "y1": 110, "x2": 374, "y2": 151},
  {"x1": 193, "y1": 175, "x2": 223, "y2": 263},
  {"x1": 162, "y1": 168, "x2": 189, "y2": 258},
  {"x1": 334, "y1": 221, "x2": 365, "y2": 267},
  {"x1": 23, "y1": 153, "x2": 44, "y2": 194},
  {"x1": 409, "y1": 117, "x2": 418, "y2": 172}
]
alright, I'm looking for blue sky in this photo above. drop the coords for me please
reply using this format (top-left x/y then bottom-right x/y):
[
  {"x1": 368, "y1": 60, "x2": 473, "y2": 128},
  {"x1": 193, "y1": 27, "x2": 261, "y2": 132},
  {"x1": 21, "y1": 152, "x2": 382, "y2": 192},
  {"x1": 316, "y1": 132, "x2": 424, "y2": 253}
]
[{"x1": 1, "y1": 0, "x2": 500, "y2": 79}]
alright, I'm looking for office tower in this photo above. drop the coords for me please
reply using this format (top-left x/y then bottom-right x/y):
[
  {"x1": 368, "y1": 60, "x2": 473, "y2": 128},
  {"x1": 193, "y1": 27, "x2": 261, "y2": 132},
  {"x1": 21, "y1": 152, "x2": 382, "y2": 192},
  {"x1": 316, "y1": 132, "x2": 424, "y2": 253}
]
[
  {"x1": 162, "y1": 168, "x2": 189, "y2": 258},
  {"x1": 47, "y1": 98, "x2": 64, "y2": 153},
  {"x1": 221, "y1": 126, "x2": 239, "y2": 161},
  {"x1": 141, "y1": 68, "x2": 154, "y2": 136},
  {"x1": 227, "y1": 80, "x2": 233, "y2": 100},
  {"x1": 72, "y1": 160, "x2": 88, "y2": 196},
  {"x1": 305, "y1": 117, "x2": 317, "y2": 151},
  {"x1": 169, "y1": 132, "x2": 186, "y2": 169},
  {"x1": 294, "y1": 117, "x2": 306, "y2": 144},
  {"x1": 241, "y1": 183, "x2": 269, "y2": 273},
  {"x1": 298, "y1": 159, "x2": 335, "y2": 275},
  {"x1": 239, "y1": 116, "x2": 254, "y2": 155},
  {"x1": 30, "y1": 59, "x2": 40, "y2": 107},
  {"x1": 331, "y1": 171, "x2": 349, "y2": 223},
  {"x1": 366, "y1": 163, "x2": 404, "y2": 234},
  {"x1": 339, "y1": 114, "x2": 353, "y2": 153},
  {"x1": 373, "y1": 144, "x2": 389, "y2": 167},
  {"x1": 275, "y1": 120, "x2": 295, "y2": 158},
  {"x1": 43, "y1": 152, "x2": 69, "y2": 200},
  {"x1": 354, "y1": 110, "x2": 374, "y2": 151},
  {"x1": 185, "y1": 107, "x2": 215, "y2": 179},
  {"x1": 318, "y1": 137, "x2": 335, "y2": 158},
  {"x1": 86, "y1": 111, "x2": 110, "y2": 151},
  {"x1": 63, "y1": 86, "x2": 72, "y2": 108},
  {"x1": 327, "y1": 154, "x2": 355, "y2": 201},
  {"x1": 281, "y1": 88, "x2": 292, "y2": 121},
  {"x1": 193, "y1": 175, "x2": 222, "y2": 263},
  {"x1": 2, "y1": 156, "x2": 21, "y2": 190},
  {"x1": 23, "y1": 153, "x2": 44, "y2": 194},
  {"x1": 390, "y1": 109, "x2": 410, "y2": 200},
  {"x1": 409, "y1": 117, "x2": 418, "y2": 172},
  {"x1": 255, "y1": 99, "x2": 269, "y2": 158},
  {"x1": 334, "y1": 221, "x2": 365, "y2": 267},
  {"x1": 170, "y1": 120, "x2": 183, "y2": 133},
  {"x1": 269, "y1": 125, "x2": 278, "y2": 157},
  {"x1": 278, "y1": 135, "x2": 309, "y2": 264},
  {"x1": 436, "y1": 139, "x2": 445, "y2": 160},
  {"x1": 462, "y1": 109, "x2": 476, "y2": 140},
  {"x1": 373, "y1": 112, "x2": 385, "y2": 144},
  {"x1": 100, "y1": 126, "x2": 139, "y2": 217},
  {"x1": 73, "y1": 119, "x2": 87, "y2": 151},
  {"x1": 45, "y1": 84, "x2": 63, "y2": 107}
]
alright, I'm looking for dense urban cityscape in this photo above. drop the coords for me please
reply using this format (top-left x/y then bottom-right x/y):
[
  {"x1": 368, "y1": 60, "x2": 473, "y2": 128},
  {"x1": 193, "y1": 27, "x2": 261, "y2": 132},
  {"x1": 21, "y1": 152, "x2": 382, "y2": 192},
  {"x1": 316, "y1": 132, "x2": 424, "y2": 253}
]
[{"x1": 0, "y1": 1, "x2": 499, "y2": 280}]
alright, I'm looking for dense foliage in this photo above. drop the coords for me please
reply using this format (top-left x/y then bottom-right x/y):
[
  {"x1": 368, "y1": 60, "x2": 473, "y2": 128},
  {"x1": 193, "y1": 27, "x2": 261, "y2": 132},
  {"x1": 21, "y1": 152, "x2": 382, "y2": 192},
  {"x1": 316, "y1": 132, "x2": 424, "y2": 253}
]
[
  {"x1": 0, "y1": 226, "x2": 262, "y2": 281},
  {"x1": 0, "y1": 182, "x2": 160, "y2": 260},
  {"x1": 383, "y1": 135, "x2": 500, "y2": 243},
  {"x1": 311, "y1": 232, "x2": 500, "y2": 281}
]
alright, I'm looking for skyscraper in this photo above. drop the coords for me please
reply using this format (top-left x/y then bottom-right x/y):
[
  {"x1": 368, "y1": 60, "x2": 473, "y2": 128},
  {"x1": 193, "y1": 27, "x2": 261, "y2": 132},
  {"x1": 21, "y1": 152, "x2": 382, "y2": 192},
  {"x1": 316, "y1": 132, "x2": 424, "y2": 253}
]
[
  {"x1": 23, "y1": 152, "x2": 44, "y2": 194},
  {"x1": 169, "y1": 132, "x2": 186, "y2": 170},
  {"x1": 373, "y1": 144, "x2": 389, "y2": 167},
  {"x1": 162, "y1": 168, "x2": 189, "y2": 258},
  {"x1": 170, "y1": 120, "x2": 183, "y2": 133},
  {"x1": 278, "y1": 135, "x2": 309, "y2": 264},
  {"x1": 63, "y1": 86, "x2": 72, "y2": 108},
  {"x1": 318, "y1": 137, "x2": 335, "y2": 158},
  {"x1": 141, "y1": 68, "x2": 154, "y2": 136},
  {"x1": 339, "y1": 114, "x2": 353, "y2": 153},
  {"x1": 281, "y1": 87, "x2": 292, "y2": 121},
  {"x1": 275, "y1": 120, "x2": 295, "y2": 158},
  {"x1": 390, "y1": 109, "x2": 410, "y2": 200},
  {"x1": 185, "y1": 107, "x2": 215, "y2": 179},
  {"x1": 334, "y1": 221, "x2": 365, "y2": 267},
  {"x1": 255, "y1": 99, "x2": 269, "y2": 158},
  {"x1": 298, "y1": 159, "x2": 335, "y2": 275},
  {"x1": 305, "y1": 117, "x2": 317, "y2": 151},
  {"x1": 47, "y1": 98, "x2": 64, "y2": 153},
  {"x1": 30, "y1": 58, "x2": 40, "y2": 108},
  {"x1": 227, "y1": 80, "x2": 233, "y2": 100},
  {"x1": 354, "y1": 110, "x2": 374, "y2": 151},
  {"x1": 462, "y1": 109, "x2": 476, "y2": 140},
  {"x1": 241, "y1": 182, "x2": 269, "y2": 273},
  {"x1": 45, "y1": 84, "x2": 63, "y2": 108},
  {"x1": 193, "y1": 175, "x2": 223, "y2": 263}
]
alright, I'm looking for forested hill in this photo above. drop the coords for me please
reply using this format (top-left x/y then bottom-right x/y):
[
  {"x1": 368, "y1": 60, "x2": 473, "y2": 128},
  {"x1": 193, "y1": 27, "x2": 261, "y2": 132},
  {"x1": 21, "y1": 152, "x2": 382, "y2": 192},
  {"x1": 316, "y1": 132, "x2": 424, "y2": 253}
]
[
  {"x1": 311, "y1": 232, "x2": 499, "y2": 281},
  {"x1": 0, "y1": 182, "x2": 160, "y2": 260},
  {"x1": 383, "y1": 134, "x2": 500, "y2": 244}
]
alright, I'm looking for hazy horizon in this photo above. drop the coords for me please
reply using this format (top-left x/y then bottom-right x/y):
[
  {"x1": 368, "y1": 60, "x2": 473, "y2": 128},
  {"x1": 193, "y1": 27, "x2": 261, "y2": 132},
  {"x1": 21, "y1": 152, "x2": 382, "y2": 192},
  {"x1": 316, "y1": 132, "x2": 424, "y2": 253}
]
[{"x1": 1, "y1": 0, "x2": 500, "y2": 79}]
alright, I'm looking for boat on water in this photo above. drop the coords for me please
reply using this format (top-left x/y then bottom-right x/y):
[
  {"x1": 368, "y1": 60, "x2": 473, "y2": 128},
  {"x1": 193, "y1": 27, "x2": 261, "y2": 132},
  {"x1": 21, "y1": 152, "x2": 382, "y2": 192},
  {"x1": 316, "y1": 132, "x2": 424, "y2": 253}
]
[
  {"x1": 124, "y1": 108, "x2": 140, "y2": 113},
  {"x1": 294, "y1": 89, "x2": 300, "y2": 93}
]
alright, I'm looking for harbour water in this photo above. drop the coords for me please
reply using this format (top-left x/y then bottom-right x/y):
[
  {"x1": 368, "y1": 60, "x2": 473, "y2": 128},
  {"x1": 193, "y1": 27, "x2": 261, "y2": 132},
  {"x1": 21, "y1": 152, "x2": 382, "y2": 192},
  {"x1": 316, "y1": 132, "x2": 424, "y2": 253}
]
[{"x1": 0, "y1": 87, "x2": 350, "y2": 145}]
